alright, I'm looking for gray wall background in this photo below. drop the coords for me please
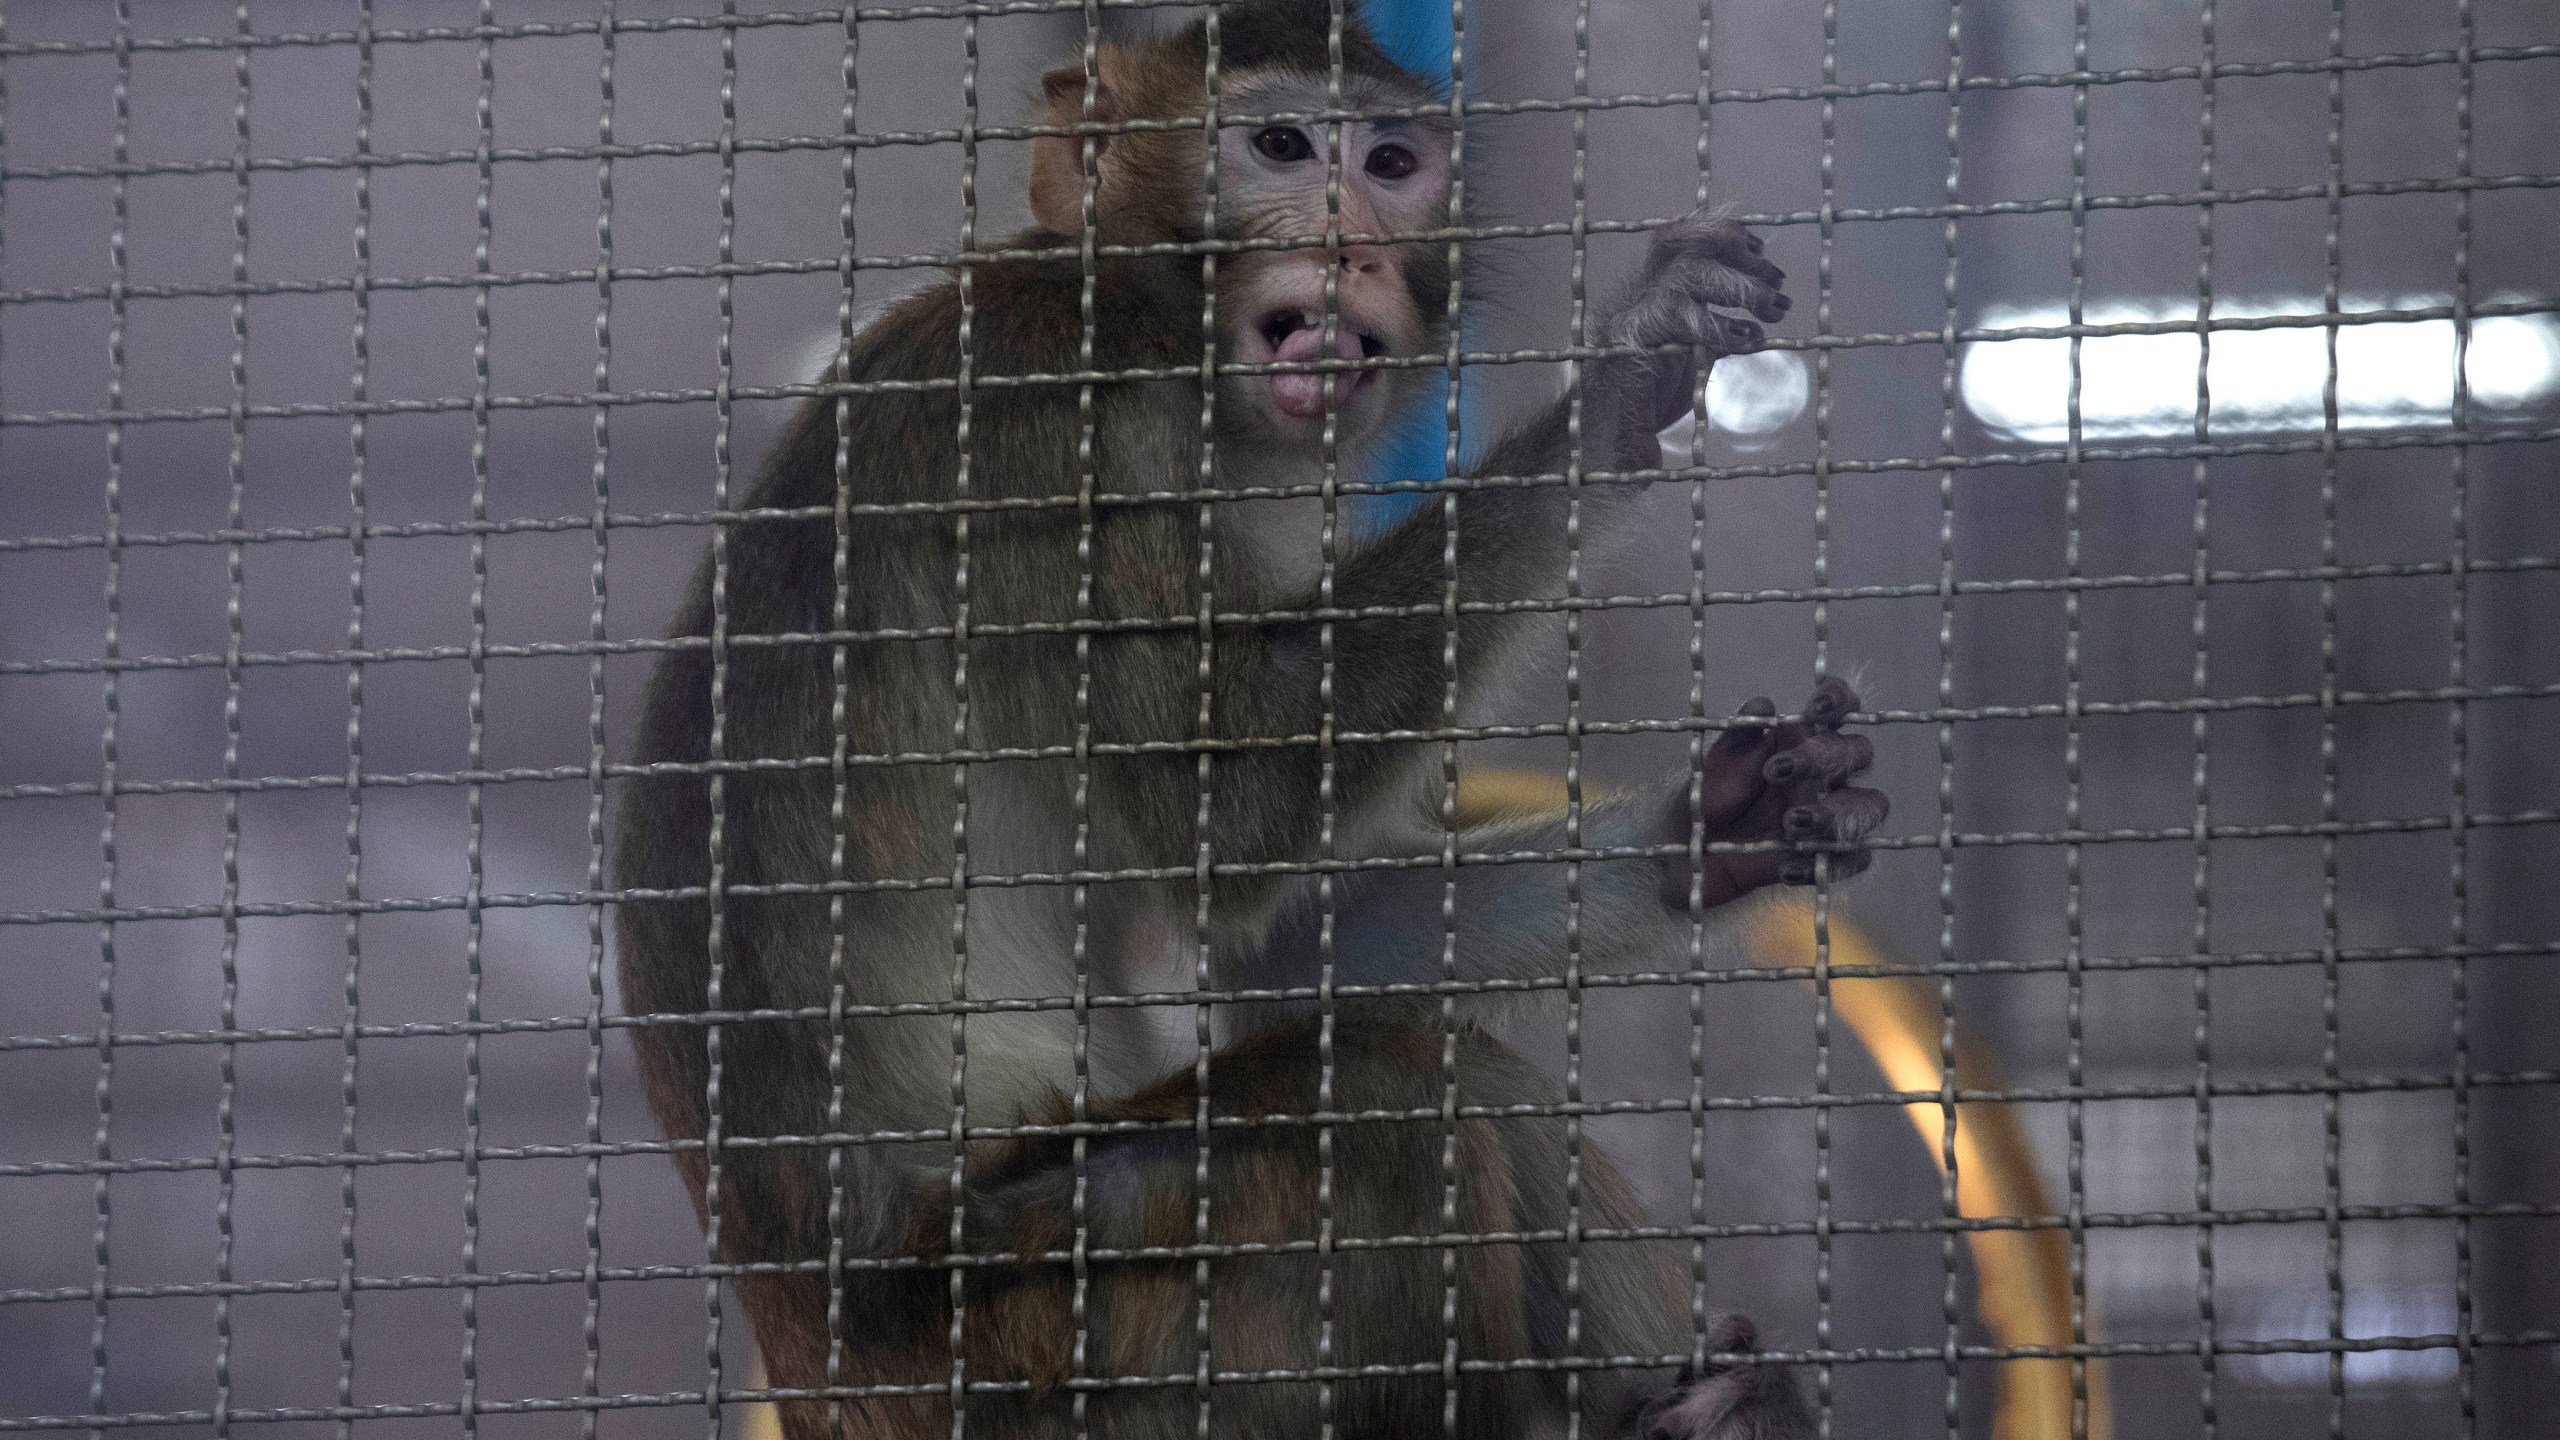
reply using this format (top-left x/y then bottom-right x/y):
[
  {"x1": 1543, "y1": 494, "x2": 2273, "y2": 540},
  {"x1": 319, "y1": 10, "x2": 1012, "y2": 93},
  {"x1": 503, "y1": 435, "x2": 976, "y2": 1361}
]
[{"x1": 2, "y1": 1, "x2": 2555, "y2": 1436}]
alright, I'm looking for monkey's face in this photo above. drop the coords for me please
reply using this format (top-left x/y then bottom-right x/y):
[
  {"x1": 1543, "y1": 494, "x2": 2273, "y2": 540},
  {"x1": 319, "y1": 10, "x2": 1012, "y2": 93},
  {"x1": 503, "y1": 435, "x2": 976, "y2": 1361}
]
[{"x1": 1212, "y1": 73, "x2": 1452, "y2": 447}]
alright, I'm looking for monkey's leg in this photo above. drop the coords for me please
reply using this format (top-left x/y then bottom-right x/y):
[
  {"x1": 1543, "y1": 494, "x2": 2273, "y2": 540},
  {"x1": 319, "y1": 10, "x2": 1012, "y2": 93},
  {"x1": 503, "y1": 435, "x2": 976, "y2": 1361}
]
[
  {"x1": 947, "y1": 1016, "x2": 1538, "y2": 1439},
  {"x1": 942, "y1": 1015, "x2": 1816, "y2": 1440}
]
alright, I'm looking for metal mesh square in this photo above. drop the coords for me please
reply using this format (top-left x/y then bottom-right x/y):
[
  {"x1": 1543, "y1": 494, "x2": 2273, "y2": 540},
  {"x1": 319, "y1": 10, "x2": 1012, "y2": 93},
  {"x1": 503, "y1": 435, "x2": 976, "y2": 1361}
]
[{"x1": 2, "y1": 3, "x2": 2555, "y2": 1437}]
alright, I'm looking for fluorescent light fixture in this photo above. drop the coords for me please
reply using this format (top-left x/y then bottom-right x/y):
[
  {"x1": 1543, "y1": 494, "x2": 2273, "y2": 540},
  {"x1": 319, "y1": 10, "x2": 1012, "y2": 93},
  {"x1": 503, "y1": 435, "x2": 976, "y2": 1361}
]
[{"x1": 1961, "y1": 297, "x2": 2560, "y2": 443}]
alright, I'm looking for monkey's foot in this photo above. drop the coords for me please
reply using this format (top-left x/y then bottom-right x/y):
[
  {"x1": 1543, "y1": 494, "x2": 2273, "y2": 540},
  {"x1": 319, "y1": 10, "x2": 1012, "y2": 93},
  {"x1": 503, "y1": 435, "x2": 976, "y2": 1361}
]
[
  {"x1": 1634, "y1": 1317, "x2": 1820, "y2": 1440},
  {"x1": 1660, "y1": 675, "x2": 1889, "y2": 913},
  {"x1": 1610, "y1": 207, "x2": 1792, "y2": 436}
]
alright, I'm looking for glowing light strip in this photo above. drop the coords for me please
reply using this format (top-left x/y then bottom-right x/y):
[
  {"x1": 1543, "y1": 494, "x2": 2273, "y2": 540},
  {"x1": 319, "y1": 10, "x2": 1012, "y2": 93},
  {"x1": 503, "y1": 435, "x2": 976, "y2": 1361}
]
[{"x1": 1962, "y1": 299, "x2": 2560, "y2": 443}]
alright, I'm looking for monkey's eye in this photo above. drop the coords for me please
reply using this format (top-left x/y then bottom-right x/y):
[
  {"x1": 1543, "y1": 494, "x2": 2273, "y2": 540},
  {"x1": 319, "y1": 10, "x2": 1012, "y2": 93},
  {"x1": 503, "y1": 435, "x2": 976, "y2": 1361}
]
[
  {"x1": 1364, "y1": 144, "x2": 1417, "y2": 181},
  {"x1": 1252, "y1": 126, "x2": 1315, "y2": 163}
]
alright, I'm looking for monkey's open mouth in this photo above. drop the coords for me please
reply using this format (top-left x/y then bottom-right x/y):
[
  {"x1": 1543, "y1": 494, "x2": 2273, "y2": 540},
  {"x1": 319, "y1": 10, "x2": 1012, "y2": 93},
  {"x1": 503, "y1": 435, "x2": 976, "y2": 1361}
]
[{"x1": 1259, "y1": 309, "x2": 1385, "y2": 420}]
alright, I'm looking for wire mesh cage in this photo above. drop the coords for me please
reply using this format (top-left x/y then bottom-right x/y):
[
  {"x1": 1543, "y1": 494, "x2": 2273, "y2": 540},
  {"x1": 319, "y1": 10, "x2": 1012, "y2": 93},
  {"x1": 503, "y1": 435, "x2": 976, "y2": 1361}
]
[{"x1": 2, "y1": 2, "x2": 2556, "y2": 1437}]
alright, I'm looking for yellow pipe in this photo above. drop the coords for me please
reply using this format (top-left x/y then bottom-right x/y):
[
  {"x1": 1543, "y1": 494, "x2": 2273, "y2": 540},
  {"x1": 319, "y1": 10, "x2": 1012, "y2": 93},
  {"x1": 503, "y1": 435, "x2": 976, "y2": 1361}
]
[
  {"x1": 1744, "y1": 899, "x2": 2110, "y2": 1440},
  {"x1": 741, "y1": 1380, "x2": 785, "y2": 1440}
]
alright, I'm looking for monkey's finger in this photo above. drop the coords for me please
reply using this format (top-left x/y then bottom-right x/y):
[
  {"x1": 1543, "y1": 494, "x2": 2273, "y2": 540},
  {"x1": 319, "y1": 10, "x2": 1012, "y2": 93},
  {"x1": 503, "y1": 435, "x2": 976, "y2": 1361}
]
[
  {"x1": 1770, "y1": 732, "x2": 1872, "y2": 785},
  {"x1": 1702, "y1": 244, "x2": 1786, "y2": 295},
  {"x1": 1787, "y1": 731, "x2": 1876, "y2": 789},
  {"x1": 1700, "y1": 1312, "x2": 1762, "y2": 1365},
  {"x1": 1646, "y1": 227, "x2": 1786, "y2": 312},
  {"x1": 1781, "y1": 852, "x2": 1870, "y2": 887},
  {"x1": 1692, "y1": 698, "x2": 1784, "y2": 826},
  {"x1": 1762, "y1": 731, "x2": 1868, "y2": 790},
  {"x1": 1792, "y1": 848, "x2": 1875, "y2": 884},
  {"x1": 1617, "y1": 287, "x2": 1777, "y2": 362},
  {"x1": 1643, "y1": 289, "x2": 1771, "y2": 348},
  {"x1": 1699, "y1": 230, "x2": 1788, "y2": 300},
  {"x1": 1702, "y1": 312, "x2": 1765, "y2": 356},
  {"x1": 1647, "y1": 207, "x2": 1745, "y2": 265},
  {"x1": 1731, "y1": 252, "x2": 1790, "y2": 299},
  {"x1": 1639, "y1": 1310, "x2": 1821, "y2": 1440},
  {"x1": 1831, "y1": 786, "x2": 1891, "y2": 842},
  {"x1": 1798, "y1": 676, "x2": 1862, "y2": 733},
  {"x1": 1672, "y1": 261, "x2": 1788, "y2": 326},
  {"x1": 1673, "y1": 211, "x2": 1787, "y2": 286},
  {"x1": 1649, "y1": 211, "x2": 1788, "y2": 301},
  {"x1": 1664, "y1": 302, "x2": 1769, "y2": 357},
  {"x1": 1781, "y1": 848, "x2": 1874, "y2": 888},
  {"x1": 1778, "y1": 786, "x2": 1888, "y2": 883},
  {"x1": 1737, "y1": 695, "x2": 1781, "y2": 721},
  {"x1": 1782, "y1": 782, "x2": 1888, "y2": 844},
  {"x1": 1707, "y1": 696, "x2": 1779, "y2": 755}
]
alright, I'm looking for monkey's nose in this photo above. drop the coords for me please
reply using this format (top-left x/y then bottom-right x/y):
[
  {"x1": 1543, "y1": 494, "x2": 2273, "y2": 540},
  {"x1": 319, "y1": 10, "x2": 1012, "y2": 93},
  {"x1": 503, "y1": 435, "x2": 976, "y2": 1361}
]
[{"x1": 1337, "y1": 244, "x2": 1389, "y2": 277}]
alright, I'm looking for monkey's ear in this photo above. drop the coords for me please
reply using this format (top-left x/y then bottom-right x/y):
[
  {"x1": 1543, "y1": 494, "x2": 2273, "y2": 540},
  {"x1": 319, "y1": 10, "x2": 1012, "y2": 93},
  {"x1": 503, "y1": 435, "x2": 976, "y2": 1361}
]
[{"x1": 1030, "y1": 60, "x2": 1128, "y2": 237}]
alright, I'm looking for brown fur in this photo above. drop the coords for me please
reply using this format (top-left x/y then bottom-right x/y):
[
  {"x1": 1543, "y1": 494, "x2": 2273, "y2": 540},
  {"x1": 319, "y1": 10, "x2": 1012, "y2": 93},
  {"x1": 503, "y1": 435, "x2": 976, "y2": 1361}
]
[{"x1": 614, "y1": 2, "x2": 1852, "y2": 1436}]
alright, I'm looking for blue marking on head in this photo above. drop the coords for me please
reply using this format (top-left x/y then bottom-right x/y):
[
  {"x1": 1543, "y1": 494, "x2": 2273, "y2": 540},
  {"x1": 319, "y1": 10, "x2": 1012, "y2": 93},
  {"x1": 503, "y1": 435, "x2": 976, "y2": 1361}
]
[
  {"x1": 1359, "y1": 0, "x2": 1455, "y2": 95},
  {"x1": 1346, "y1": 0, "x2": 1481, "y2": 539}
]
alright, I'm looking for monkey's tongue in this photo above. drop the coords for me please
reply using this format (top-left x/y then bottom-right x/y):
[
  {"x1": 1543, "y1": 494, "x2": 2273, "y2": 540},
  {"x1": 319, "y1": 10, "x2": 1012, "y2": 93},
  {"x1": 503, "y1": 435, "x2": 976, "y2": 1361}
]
[{"x1": 1268, "y1": 323, "x2": 1368, "y2": 419}]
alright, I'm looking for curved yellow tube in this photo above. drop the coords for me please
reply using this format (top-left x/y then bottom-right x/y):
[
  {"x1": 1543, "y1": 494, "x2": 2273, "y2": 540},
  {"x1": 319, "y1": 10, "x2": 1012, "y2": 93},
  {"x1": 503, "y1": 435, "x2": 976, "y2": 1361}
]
[{"x1": 1745, "y1": 898, "x2": 2111, "y2": 1440}]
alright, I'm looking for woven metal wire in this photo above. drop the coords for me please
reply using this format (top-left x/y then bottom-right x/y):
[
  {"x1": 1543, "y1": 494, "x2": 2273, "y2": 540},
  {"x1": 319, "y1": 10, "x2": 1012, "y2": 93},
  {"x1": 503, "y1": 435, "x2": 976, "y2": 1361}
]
[{"x1": 1, "y1": 2, "x2": 2555, "y2": 1437}]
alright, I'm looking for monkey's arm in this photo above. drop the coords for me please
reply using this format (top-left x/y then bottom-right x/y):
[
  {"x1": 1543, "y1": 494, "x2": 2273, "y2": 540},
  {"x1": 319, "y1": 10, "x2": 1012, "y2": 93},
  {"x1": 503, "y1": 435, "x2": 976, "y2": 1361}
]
[
  {"x1": 1328, "y1": 211, "x2": 1785, "y2": 625},
  {"x1": 1475, "y1": 209, "x2": 1791, "y2": 486},
  {"x1": 1187, "y1": 211, "x2": 1791, "y2": 882}
]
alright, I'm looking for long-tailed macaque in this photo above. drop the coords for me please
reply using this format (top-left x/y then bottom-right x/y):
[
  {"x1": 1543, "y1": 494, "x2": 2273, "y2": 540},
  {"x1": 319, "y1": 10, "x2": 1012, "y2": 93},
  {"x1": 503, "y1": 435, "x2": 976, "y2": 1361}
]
[{"x1": 614, "y1": 2, "x2": 1886, "y2": 1435}]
